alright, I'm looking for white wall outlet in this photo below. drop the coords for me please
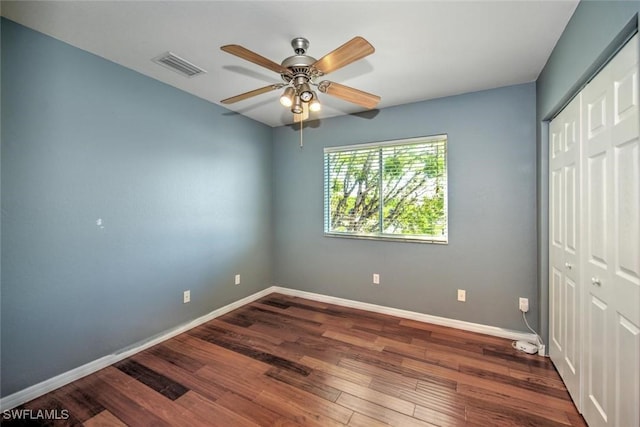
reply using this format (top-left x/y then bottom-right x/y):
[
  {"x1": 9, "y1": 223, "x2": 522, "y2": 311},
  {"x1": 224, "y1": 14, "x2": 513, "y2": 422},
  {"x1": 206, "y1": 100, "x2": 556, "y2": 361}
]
[
  {"x1": 372, "y1": 273, "x2": 380, "y2": 285},
  {"x1": 183, "y1": 290, "x2": 191, "y2": 304},
  {"x1": 519, "y1": 297, "x2": 529, "y2": 312},
  {"x1": 235, "y1": 274, "x2": 241, "y2": 285},
  {"x1": 457, "y1": 289, "x2": 466, "y2": 302}
]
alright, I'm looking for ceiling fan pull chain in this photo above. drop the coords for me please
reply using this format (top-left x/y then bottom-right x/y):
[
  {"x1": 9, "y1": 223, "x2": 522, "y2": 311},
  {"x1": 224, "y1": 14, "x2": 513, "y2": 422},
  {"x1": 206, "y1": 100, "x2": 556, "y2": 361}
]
[{"x1": 300, "y1": 119, "x2": 304, "y2": 148}]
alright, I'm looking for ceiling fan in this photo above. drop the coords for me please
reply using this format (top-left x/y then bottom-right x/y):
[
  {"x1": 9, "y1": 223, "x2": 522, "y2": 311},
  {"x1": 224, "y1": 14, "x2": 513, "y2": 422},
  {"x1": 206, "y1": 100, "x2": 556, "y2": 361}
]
[{"x1": 220, "y1": 36, "x2": 380, "y2": 122}]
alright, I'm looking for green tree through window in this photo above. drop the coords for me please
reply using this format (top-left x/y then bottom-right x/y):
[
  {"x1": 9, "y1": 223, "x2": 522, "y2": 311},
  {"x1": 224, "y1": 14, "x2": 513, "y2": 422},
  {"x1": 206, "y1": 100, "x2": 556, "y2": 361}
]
[{"x1": 324, "y1": 136, "x2": 447, "y2": 242}]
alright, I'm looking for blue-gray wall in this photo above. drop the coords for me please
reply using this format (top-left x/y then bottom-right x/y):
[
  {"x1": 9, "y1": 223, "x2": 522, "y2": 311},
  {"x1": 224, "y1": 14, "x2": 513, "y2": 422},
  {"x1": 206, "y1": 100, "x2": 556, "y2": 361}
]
[
  {"x1": 272, "y1": 83, "x2": 537, "y2": 332},
  {"x1": 1, "y1": 19, "x2": 273, "y2": 397},
  {"x1": 535, "y1": 1, "x2": 639, "y2": 345}
]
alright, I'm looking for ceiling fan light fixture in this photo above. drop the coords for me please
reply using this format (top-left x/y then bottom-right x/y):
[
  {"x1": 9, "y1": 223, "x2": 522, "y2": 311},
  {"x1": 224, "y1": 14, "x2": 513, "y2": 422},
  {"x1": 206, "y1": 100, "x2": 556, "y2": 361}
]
[
  {"x1": 294, "y1": 102, "x2": 309, "y2": 123},
  {"x1": 291, "y1": 95, "x2": 304, "y2": 114},
  {"x1": 279, "y1": 87, "x2": 295, "y2": 107},
  {"x1": 309, "y1": 92, "x2": 321, "y2": 112},
  {"x1": 299, "y1": 82, "x2": 313, "y2": 102}
]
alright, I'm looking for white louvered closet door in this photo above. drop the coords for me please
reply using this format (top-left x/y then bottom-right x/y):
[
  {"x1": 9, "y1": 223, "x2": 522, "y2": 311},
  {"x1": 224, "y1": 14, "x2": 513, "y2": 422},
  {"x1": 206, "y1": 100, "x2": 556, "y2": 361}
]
[
  {"x1": 549, "y1": 93, "x2": 582, "y2": 409},
  {"x1": 581, "y1": 34, "x2": 639, "y2": 427}
]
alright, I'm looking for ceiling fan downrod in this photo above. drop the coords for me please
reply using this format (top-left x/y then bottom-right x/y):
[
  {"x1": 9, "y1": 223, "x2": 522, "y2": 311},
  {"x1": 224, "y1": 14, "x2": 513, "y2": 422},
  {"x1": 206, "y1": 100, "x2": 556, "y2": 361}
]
[{"x1": 290, "y1": 37, "x2": 309, "y2": 55}]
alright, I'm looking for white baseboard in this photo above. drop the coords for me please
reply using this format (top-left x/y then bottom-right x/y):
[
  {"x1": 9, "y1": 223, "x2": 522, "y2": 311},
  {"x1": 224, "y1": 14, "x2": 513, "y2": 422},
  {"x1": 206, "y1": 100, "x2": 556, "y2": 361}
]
[
  {"x1": 0, "y1": 287, "x2": 274, "y2": 411},
  {"x1": 269, "y1": 286, "x2": 537, "y2": 343},
  {"x1": 1, "y1": 285, "x2": 536, "y2": 411}
]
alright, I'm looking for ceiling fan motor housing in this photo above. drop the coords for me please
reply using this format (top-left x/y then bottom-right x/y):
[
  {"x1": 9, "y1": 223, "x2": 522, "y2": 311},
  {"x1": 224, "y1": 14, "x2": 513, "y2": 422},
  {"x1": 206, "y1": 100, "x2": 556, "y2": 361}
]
[{"x1": 281, "y1": 54, "x2": 317, "y2": 82}]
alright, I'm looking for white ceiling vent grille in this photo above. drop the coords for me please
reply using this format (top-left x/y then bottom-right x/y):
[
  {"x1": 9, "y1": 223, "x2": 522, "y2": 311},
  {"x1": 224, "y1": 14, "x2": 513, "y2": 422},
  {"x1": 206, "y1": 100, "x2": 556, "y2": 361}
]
[{"x1": 152, "y1": 52, "x2": 206, "y2": 77}]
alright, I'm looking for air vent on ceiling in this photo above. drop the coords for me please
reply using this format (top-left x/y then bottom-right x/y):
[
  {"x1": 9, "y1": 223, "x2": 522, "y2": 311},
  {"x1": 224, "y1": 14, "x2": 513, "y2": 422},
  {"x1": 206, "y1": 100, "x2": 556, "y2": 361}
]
[{"x1": 152, "y1": 52, "x2": 206, "y2": 77}]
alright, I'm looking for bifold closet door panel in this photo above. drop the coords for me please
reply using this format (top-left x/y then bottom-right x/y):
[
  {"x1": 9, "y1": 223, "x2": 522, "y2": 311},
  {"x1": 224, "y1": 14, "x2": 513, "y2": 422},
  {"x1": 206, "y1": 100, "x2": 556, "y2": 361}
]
[
  {"x1": 581, "y1": 33, "x2": 639, "y2": 427},
  {"x1": 608, "y1": 33, "x2": 639, "y2": 427},
  {"x1": 549, "y1": 93, "x2": 582, "y2": 409}
]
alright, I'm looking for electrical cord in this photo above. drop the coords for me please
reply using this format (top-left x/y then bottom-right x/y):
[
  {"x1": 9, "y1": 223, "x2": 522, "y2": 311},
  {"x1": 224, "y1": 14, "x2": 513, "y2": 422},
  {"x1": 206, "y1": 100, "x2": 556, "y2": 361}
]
[
  {"x1": 511, "y1": 311, "x2": 546, "y2": 354},
  {"x1": 522, "y1": 311, "x2": 545, "y2": 348}
]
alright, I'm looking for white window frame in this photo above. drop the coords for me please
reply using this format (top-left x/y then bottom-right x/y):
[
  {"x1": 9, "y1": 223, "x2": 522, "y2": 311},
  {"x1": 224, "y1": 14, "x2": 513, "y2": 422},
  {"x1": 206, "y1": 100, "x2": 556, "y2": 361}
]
[{"x1": 323, "y1": 135, "x2": 448, "y2": 244}]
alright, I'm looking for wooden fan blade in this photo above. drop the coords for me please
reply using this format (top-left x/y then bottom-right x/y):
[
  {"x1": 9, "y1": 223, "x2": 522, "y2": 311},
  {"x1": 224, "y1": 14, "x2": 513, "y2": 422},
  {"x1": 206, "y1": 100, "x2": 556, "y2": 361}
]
[
  {"x1": 318, "y1": 81, "x2": 380, "y2": 109},
  {"x1": 312, "y1": 36, "x2": 374, "y2": 75},
  {"x1": 221, "y1": 44, "x2": 291, "y2": 75},
  {"x1": 221, "y1": 84, "x2": 282, "y2": 104}
]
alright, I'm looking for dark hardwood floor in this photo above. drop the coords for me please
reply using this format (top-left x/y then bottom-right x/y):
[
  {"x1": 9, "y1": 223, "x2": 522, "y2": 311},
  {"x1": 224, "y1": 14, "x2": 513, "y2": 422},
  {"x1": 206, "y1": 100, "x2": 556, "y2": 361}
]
[{"x1": 3, "y1": 293, "x2": 586, "y2": 426}]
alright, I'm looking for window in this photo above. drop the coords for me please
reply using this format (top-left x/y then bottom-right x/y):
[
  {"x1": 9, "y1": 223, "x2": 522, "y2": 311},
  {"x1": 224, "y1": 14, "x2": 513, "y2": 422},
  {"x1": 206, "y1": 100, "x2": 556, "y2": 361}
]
[{"x1": 324, "y1": 135, "x2": 447, "y2": 243}]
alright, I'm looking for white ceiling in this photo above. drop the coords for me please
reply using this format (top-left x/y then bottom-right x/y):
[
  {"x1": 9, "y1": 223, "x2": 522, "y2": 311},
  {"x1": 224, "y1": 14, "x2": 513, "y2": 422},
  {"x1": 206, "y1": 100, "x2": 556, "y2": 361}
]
[{"x1": 2, "y1": 0, "x2": 579, "y2": 127}]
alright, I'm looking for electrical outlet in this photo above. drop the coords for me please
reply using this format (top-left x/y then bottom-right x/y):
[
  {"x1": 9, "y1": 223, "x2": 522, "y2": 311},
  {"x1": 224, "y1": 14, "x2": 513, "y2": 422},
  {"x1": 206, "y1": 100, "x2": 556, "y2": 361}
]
[
  {"x1": 183, "y1": 290, "x2": 191, "y2": 304},
  {"x1": 235, "y1": 274, "x2": 241, "y2": 285},
  {"x1": 372, "y1": 273, "x2": 380, "y2": 285},
  {"x1": 519, "y1": 297, "x2": 529, "y2": 312},
  {"x1": 457, "y1": 289, "x2": 466, "y2": 302}
]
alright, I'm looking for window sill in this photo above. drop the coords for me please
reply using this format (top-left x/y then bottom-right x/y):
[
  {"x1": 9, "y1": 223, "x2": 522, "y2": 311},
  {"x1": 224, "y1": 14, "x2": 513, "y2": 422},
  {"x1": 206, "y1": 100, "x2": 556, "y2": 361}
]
[{"x1": 323, "y1": 232, "x2": 448, "y2": 245}]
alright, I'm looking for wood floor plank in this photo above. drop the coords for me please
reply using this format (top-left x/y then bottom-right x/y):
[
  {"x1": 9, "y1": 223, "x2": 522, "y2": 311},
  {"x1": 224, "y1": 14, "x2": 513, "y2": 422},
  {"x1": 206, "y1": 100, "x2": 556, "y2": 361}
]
[
  {"x1": 465, "y1": 395, "x2": 570, "y2": 427},
  {"x1": 458, "y1": 365, "x2": 571, "y2": 400},
  {"x1": 14, "y1": 392, "x2": 83, "y2": 427},
  {"x1": 194, "y1": 364, "x2": 273, "y2": 401},
  {"x1": 565, "y1": 410, "x2": 589, "y2": 427},
  {"x1": 190, "y1": 324, "x2": 312, "y2": 376},
  {"x1": 411, "y1": 336, "x2": 527, "y2": 371},
  {"x1": 266, "y1": 378, "x2": 355, "y2": 424},
  {"x1": 171, "y1": 333, "x2": 272, "y2": 375},
  {"x1": 113, "y1": 359, "x2": 189, "y2": 401},
  {"x1": 89, "y1": 376, "x2": 172, "y2": 427},
  {"x1": 52, "y1": 382, "x2": 105, "y2": 423},
  {"x1": 82, "y1": 410, "x2": 127, "y2": 427},
  {"x1": 312, "y1": 370, "x2": 416, "y2": 415},
  {"x1": 259, "y1": 296, "x2": 294, "y2": 309},
  {"x1": 6, "y1": 293, "x2": 584, "y2": 426},
  {"x1": 175, "y1": 391, "x2": 261, "y2": 427},
  {"x1": 368, "y1": 375, "x2": 420, "y2": 396},
  {"x1": 340, "y1": 353, "x2": 458, "y2": 391},
  {"x1": 483, "y1": 346, "x2": 553, "y2": 370},
  {"x1": 254, "y1": 389, "x2": 348, "y2": 427},
  {"x1": 282, "y1": 294, "x2": 330, "y2": 309},
  {"x1": 402, "y1": 356, "x2": 577, "y2": 412},
  {"x1": 211, "y1": 316, "x2": 287, "y2": 345},
  {"x1": 404, "y1": 381, "x2": 468, "y2": 420},
  {"x1": 131, "y1": 351, "x2": 229, "y2": 402},
  {"x1": 266, "y1": 367, "x2": 342, "y2": 402},
  {"x1": 348, "y1": 412, "x2": 392, "y2": 427},
  {"x1": 377, "y1": 339, "x2": 428, "y2": 359},
  {"x1": 281, "y1": 334, "x2": 348, "y2": 364},
  {"x1": 200, "y1": 319, "x2": 308, "y2": 363},
  {"x1": 96, "y1": 367, "x2": 191, "y2": 427},
  {"x1": 336, "y1": 393, "x2": 436, "y2": 427},
  {"x1": 249, "y1": 320, "x2": 301, "y2": 343},
  {"x1": 276, "y1": 305, "x2": 355, "y2": 329},
  {"x1": 148, "y1": 344, "x2": 204, "y2": 373},
  {"x1": 457, "y1": 383, "x2": 573, "y2": 425},
  {"x1": 301, "y1": 355, "x2": 372, "y2": 386},
  {"x1": 413, "y1": 404, "x2": 469, "y2": 427},
  {"x1": 215, "y1": 391, "x2": 292, "y2": 426},
  {"x1": 383, "y1": 342, "x2": 460, "y2": 371},
  {"x1": 354, "y1": 322, "x2": 428, "y2": 343},
  {"x1": 508, "y1": 366, "x2": 568, "y2": 389},
  {"x1": 323, "y1": 329, "x2": 386, "y2": 351},
  {"x1": 425, "y1": 346, "x2": 511, "y2": 375},
  {"x1": 244, "y1": 304, "x2": 328, "y2": 336}
]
